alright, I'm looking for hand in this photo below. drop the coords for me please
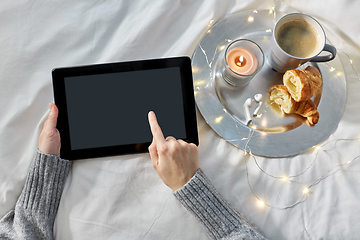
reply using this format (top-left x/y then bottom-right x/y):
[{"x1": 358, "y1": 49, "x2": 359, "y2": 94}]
[
  {"x1": 148, "y1": 111, "x2": 199, "y2": 191},
  {"x1": 38, "y1": 103, "x2": 61, "y2": 156}
]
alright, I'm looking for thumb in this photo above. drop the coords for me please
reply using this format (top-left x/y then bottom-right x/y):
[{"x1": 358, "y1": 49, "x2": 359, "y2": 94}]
[
  {"x1": 39, "y1": 103, "x2": 61, "y2": 155},
  {"x1": 43, "y1": 103, "x2": 58, "y2": 132},
  {"x1": 148, "y1": 138, "x2": 159, "y2": 168}
]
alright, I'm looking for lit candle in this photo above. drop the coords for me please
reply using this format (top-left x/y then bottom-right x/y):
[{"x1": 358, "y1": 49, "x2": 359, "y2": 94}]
[
  {"x1": 221, "y1": 39, "x2": 264, "y2": 87},
  {"x1": 226, "y1": 48, "x2": 258, "y2": 75}
]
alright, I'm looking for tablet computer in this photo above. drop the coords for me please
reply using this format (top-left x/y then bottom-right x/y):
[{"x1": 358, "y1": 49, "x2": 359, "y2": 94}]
[{"x1": 52, "y1": 56, "x2": 198, "y2": 160}]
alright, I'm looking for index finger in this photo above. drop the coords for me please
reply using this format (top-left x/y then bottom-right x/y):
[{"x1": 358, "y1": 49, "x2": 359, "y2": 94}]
[{"x1": 148, "y1": 111, "x2": 165, "y2": 144}]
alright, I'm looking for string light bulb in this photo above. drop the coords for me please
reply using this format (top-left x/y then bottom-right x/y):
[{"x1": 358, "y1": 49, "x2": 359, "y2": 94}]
[
  {"x1": 219, "y1": 45, "x2": 226, "y2": 51},
  {"x1": 315, "y1": 145, "x2": 322, "y2": 150},
  {"x1": 257, "y1": 199, "x2": 265, "y2": 207},
  {"x1": 282, "y1": 176, "x2": 289, "y2": 181},
  {"x1": 269, "y1": 7, "x2": 275, "y2": 14},
  {"x1": 215, "y1": 116, "x2": 224, "y2": 123}
]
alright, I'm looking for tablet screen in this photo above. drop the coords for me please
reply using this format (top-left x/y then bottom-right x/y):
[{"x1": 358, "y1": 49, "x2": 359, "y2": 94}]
[
  {"x1": 53, "y1": 57, "x2": 198, "y2": 160},
  {"x1": 64, "y1": 68, "x2": 186, "y2": 150}
]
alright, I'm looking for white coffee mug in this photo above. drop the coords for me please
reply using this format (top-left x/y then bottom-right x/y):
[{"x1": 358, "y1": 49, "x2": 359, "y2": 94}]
[{"x1": 268, "y1": 13, "x2": 336, "y2": 73}]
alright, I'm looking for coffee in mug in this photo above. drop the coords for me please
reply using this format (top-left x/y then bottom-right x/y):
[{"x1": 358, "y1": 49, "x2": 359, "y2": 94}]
[
  {"x1": 276, "y1": 19, "x2": 319, "y2": 58},
  {"x1": 268, "y1": 13, "x2": 336, "y2": 73}
]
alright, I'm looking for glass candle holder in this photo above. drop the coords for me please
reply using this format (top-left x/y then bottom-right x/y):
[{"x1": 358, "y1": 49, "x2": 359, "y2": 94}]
[{"x1": 221, "y1": 39, "x2": 264, "y2": 87}]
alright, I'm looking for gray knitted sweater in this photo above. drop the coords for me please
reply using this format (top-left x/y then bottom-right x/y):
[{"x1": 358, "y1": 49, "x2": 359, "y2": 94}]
[
  {"x1": 0, "y1": 151, "x2": 266, "y2": 240},
  {"x1": 0, "y1": 151, "x2": 71, "y2": 239}
]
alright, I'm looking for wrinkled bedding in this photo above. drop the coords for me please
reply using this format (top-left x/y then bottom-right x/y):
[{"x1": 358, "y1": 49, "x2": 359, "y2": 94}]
[{"x1": 1, "y1": 0, "x2": 360, "y2": 239}]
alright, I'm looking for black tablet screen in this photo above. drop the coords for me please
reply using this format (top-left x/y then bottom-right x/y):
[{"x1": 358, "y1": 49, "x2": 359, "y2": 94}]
[{"x1": 64, "y1": 67, "x2": 186, "y2": 150}]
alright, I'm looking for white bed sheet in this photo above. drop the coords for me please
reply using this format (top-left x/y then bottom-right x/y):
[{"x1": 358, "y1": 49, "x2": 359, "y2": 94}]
[{"x1": 1, "y1": 0, "x2": 360, "y2": 239}]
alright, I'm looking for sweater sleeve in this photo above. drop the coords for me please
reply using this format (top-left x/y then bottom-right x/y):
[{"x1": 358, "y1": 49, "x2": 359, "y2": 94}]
[
  {"x1": 0, "y1": 150, "x2": 72, "y2": 240},
  {"x1": 174, "y1": 169, "x2": 267, "y2": 240}
]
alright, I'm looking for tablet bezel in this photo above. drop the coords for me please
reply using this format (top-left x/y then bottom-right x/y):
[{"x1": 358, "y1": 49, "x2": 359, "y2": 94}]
[{"x1": 52, "y1": 56, "x2": 198, "y2": 160}]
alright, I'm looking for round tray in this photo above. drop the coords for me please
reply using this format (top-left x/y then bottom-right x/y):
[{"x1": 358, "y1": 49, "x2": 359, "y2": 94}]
[{"x1": 192, "y1": 10, "x2": 346, "y2": 157}]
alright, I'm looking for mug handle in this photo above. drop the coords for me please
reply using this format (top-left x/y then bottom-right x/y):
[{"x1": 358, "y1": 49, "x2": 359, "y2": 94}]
[{"x1": 310, "y1": 44, "x2": 337, "y2": 62}]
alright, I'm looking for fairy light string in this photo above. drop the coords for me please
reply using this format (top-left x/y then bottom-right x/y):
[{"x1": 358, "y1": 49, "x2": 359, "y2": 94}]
[
  {"x1": 243, "y1": 48, "x2": 360, "y2": 208},
  {"x1": 243, "y1": 48, "x2": 360, "y2": 209},
  {"x1": 244, "y1": 138, "x2": 360, "y2": 210},
  {"x1": 198, "y1": 8, "x2": 360, "y2": 209},
  {"x1": 343, "y1": 52, "x2": 360, "y2": 81},
  {"x1": 228, "y1": 46, "x2": 359, "y2": 210}
]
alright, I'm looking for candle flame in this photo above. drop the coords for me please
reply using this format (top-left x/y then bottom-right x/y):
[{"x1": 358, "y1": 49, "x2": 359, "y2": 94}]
[{"x1": 235, "y1": 55, "x2": 246, "y2": 67}]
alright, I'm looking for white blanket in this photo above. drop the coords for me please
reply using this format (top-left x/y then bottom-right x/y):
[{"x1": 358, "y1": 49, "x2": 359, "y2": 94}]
[{"x1": 1, "y1": 0, "x2": 360, "y2": 239}]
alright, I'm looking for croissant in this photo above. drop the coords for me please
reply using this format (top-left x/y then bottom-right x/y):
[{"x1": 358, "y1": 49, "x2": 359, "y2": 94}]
[
  {"x1": 292, "y1": 99, "x2": 320, "y2": 126},
  {"x1": 269, "y1": 85, "x2": 319, "y2": 126},
  {"x1": 283, "y1": 66, "x2": 322, "y2": 102},
  {"x1": 269, "y1": 85, "x2": 296, "y2": 113}
]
